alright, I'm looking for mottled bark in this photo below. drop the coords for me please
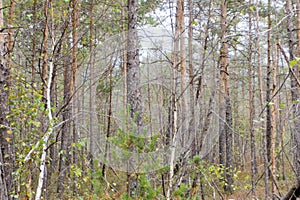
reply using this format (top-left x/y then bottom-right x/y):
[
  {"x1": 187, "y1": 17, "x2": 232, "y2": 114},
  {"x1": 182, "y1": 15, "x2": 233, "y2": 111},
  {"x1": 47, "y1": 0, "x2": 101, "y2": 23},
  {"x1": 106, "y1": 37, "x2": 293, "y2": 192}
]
[
  {"x1": 41, "y1": 0, "x2": 49, "y2": 98},
  {"x1": 219, "y1": 0, "x2": 233, "y2": 193},
  {"x1": 271, "y1": 45, "x2": 278, "y2": 196},
  {"x1": 0, "y1": 0, "x2": 13, "y2": 198},
  {"x1": 126, "y1": 0, "x2": 142, "y2": 196},
  {"x1": 127, "y1": 0, "x2": 142, "y2": 127},
  {"x1": 265, "y1": 0, "x2": 272, "y2": 198}
]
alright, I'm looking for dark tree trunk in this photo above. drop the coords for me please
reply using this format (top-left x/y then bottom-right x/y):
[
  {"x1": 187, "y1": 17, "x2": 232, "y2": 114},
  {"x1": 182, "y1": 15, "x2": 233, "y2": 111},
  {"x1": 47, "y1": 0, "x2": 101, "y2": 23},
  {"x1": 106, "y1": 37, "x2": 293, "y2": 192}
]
[
  {"x1": 58, "y1": 0, "x2": 78, "y2": 196},
  {"x1": 264, "y1": 0, "x2": 272, "y2": 198}
]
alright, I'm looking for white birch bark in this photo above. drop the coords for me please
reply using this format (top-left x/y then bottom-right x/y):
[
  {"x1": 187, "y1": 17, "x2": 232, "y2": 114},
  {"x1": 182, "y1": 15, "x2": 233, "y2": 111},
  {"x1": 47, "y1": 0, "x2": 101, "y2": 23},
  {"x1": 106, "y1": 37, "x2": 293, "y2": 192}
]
[{"x1": 35, "y1": 59, "x2": 54, "y2": 200}]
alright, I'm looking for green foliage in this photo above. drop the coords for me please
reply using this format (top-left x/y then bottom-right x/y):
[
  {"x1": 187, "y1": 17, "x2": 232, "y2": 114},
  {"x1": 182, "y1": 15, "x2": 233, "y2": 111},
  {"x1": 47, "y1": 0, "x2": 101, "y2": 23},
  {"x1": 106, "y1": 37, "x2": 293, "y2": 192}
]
[
  {"x1": 7, "y1": 68, "x2": 46, "y2": 198},
  {"x1": 173, "y1": 183, "x2": 189, "y2": 198},
  {"x1": 290, "y1": 57, "x2": 300, "y2": 70},
  {"x1": 110, "y1": 127, "x2": 159, "y2": 154},
  {"x1": 192, "y1": 155, "x2": 201, "y2": 164},
  {"x1": 137, "y1": 174, "x2": 158, "y2": 199}
]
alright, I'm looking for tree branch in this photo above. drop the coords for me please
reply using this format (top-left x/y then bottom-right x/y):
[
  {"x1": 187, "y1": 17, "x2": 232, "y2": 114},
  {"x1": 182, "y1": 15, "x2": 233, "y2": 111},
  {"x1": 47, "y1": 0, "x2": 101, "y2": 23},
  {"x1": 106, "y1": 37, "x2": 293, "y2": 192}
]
[{"x1": 281, "y1": 180, "x2": 300, "y2": 200}]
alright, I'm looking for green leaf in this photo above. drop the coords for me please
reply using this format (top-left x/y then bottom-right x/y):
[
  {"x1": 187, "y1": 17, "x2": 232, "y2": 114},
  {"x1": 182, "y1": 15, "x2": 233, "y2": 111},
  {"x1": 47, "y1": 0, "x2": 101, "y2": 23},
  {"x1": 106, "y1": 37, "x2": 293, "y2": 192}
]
[
  {"x1": 279, "y1": 103, "x2": 286, "y2": 108},
  {"x1": 193, "y1": 155, "x2": 201, "y2": 164},
  {"x1": 290, "y1": 59, "x2": 298, "y2": 67},
  {"x1": 192, "y1": 20, "x2": 198, "y2": 26}
]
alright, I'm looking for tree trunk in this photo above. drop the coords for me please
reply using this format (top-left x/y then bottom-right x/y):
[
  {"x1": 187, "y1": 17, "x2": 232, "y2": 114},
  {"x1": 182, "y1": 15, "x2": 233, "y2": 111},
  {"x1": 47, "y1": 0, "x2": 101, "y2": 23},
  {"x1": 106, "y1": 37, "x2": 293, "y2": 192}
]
[
  {"x1": 271, "y1": 44, "x2": 278, "y2": 197},
  {"x1": 188, "y1": 0, "x2": 195, "y2": 156},
  {"x1": 127, "y1": 0, "x2": 142, "y2": 131},
  {"x1": 0, "y1": 0, "x2": 13, "y2": 198},
  {"x1": 177, "y1": 0, "x2": 187, "y2": 149},
  {"x1": 293, "y1": 0, "x2": 300, "y2": 182},
  {"x1": 41, "y1": 0, "x2": 49, "y2": 99},
  {"x1": 88, "y1": 0, "x2": 95, "y2": 190},
  {"x1": 218, "y1": 0, "x2": 227, "y2": 170},
  {"x1": 58, "y1": 48, "x2": 72, "y2": 198},
  {"x1": 265, "y1": 0, "x2": 272, "y2": 198},
  {"x1": 255, "y1": 0, "x2": 265, "y2": 165},
  {"x1": 58, "y1": 1, "x2": 78, "y2": 196},
  {"x1": 248, "y1": 1, "x2": 257, "y2": 195},
  {"x1": 219, "y1": 0, "x2": 233, "y2": 193},
  {"x1": 126, "y1": 0, "x2": 142, "y2": 196},
  {"x1": 71, "y1": 0, "x2": 79, "y2": 174}
]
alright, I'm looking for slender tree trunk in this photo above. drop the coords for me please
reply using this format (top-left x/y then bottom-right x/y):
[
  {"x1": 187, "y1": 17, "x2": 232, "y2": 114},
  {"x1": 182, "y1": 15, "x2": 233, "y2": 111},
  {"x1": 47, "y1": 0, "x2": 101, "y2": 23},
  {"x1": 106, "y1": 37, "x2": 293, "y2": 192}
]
[
  {"x1": 188, "y1": 0, "x2": 195, "y2": 156},
  {"x1": 271, "y1": 44, "x2": 278, "y2": 198},
  {"x1": 0, "y1": 147, "x2": 9, "y2": 199},
  {"x1": 122, "y1": 0, "x2": 127, "y2": 125},
  {"x1": 88, "y1": 0, "x2": 95, "y2": 190},
  {"x1": 58, "y1": 1, "x2": 78, "y2": 196},
  {"x1": 41, "y1": 0, "x2": 49, "y2": 99},
  {"x1": 102, "y1": 65, "x2": 113, "y2": 179},
  {"x1": 167, "y1": 39, "x2": 179, "y2": 200},
  {"x1": 30, "y1": 5, "x2": 38, "y2": 196},
  {"x1": 294, "y1": 0, "x2": 300, "y2": 183},
  {"x1": 218, "y1": 0, "x2": 226, "y2": 170},
  {"x1": 58, "y1": 43, "x2": 71, "y2": 198},
  {"x1": 71, "y1": 0, "x2": 79, "y2": 190},
  {"x1": 35, "y1": 56, "x2": 54, "y2": 200},
  {"x1": 32, "y1": 0, "x2": 37, "y2": 86},
  {"x1": 167, "y1": 1, "x2": 182, "y2": 197},
  {"x1": 177, "y1": 0, "x2": 187, "y2": 149},
  {"x1": 0, "y1": 0, "x2": 13, "y2": 198},
  {"x1": 71, "y1": 0, "x2": 79, "y2": 179},
  {"x1": 248, "y1": 1, "x2": 257, "y2": 195},
  {"x1": 265, "y1": 0, "x2": 272, "y2": 198},
  {"x1": 255, "y1": 0, "x2": 265, "y2": 165},
  {"x1": 256, "y1": 0, "x2": 264, "y2": 110}
]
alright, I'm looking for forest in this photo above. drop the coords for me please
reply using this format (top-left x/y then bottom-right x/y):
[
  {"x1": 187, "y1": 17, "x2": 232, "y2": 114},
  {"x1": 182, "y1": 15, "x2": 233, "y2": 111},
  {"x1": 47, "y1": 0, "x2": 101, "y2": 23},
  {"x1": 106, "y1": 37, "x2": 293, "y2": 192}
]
[{"x1": 0, "y1": 0, "x2": 300, "y2": 199}]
